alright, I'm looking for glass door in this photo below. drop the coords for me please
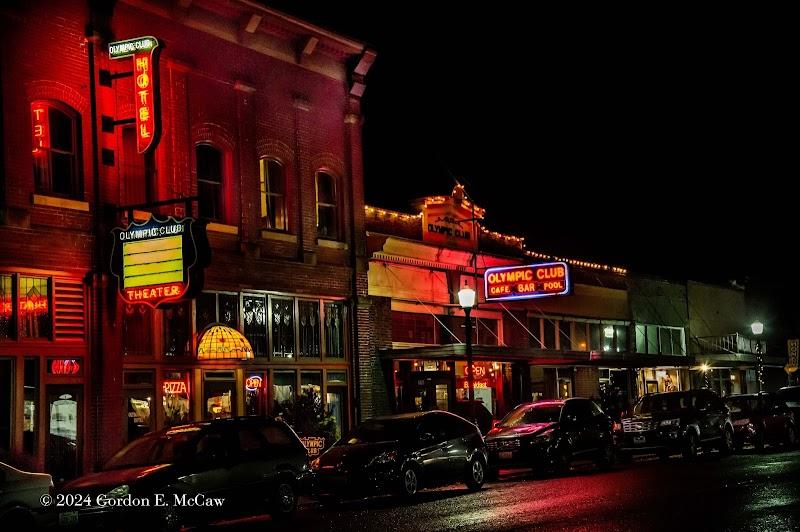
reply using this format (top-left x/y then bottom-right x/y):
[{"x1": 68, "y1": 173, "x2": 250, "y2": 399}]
[{"x1": 46, "y1": 385, "x2": 81, "y2": 483}]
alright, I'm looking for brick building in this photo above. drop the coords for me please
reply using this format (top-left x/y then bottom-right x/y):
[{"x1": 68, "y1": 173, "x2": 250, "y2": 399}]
[{"x1": 1, "y1": 0, "x2": 374, "y2": 481}]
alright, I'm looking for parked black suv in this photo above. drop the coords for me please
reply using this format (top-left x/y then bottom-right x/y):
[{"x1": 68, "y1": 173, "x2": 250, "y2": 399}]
[
  {"x1": 312, "y1": 411, "x2": 487, "y2": 499},
  {"x1": 47, "y1": 417, "x2": 311, "y2": 530},
  {"x1": 616, "y1": 389, "x2": 734, "y2": 461},
  {"x1": 484, "y1": 398, "x2": 615, "y2": 476}
]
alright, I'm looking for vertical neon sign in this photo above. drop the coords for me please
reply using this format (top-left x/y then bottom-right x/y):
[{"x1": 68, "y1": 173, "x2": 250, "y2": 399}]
[
  {"x1": 31, "y1": 103, "x2": 49, "y2": 155},
  {"x1": 108, "y1": 36, "x2": 161, "y2": 153}
]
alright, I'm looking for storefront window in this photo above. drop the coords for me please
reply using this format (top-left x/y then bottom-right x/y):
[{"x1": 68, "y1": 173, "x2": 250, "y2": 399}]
[
  {"x1": 24, "y1": 358, "x2": 39, "y2": 453},
  {"x1": 543, "y1": 320, "x2": 556, "y2": 349},
  {"x1": 615, "y1": 325, "x2": 628, "y2": 352},
  {"x1": 559, "y1": 321, "x2": 571, "y2": 350},
  {"x1": 218, "y1": 294, "x2": 238, "y2": 328},
  {"x1": 123, "y1": 371, "x2": 154, "y2": 442},
  {"x1": 19, "y1": 276, "x2": 51, "y2": 339},
  {"x1": 272, "y1": 371, "x2": 295, "y2": 414},
  {"x1": 271, "y1": 298, "x2": 294, "y2": 358},
  {"x1": 324, "y1": 302, "x2": 345, "y2": 357},
  {"x1": 573, "y1": 322, "x2": 588, "y2": 350},
  {"x1": 243, "y1": 295, "x2": 268, "y2": 357},
  {"x1": 245, "y1": 373, "x2": 266, "y2": 416},
  {"x1": 326, "y1": 386, "x2": 345, "y2": 440},
  {"x1": 298, "y1": 301, "x2": 320, "y2": 357},
  {"x1": 204, "y1": 371, "x2": 235, "y2": 420},
  {"x1": 122, "y1": 304, "x2": 152, "y2": 356},
  {"x1": 163, "y1": 302, "x2": 191, "y2": 357},
  {"x1": 162, "y1": 371, "x2": 190, "y2": 426},
  {"x1": 301, "y1": 371, "x2": 322, "y2": 403},
  {"x1": 196, "y1": 292, "x2": 216, "y2": 331},
  {"x1": 589, "y1": 323, "x2": 601, "y2": 351},
  {"x1": 0, "y1": 275, "x2": 14, "y2": 340}
]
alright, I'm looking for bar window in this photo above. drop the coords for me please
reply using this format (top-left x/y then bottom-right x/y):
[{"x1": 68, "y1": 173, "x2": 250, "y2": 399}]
[
  {"x1": 23, "y1": 358, "x2": 38, "y2": 453},
  {"x1": 243, "y1": 295, "x2": 267, "y2": 357},
  {"x1": 0, "y1": 275, "x2": 14, "y2": 340},
  {"x1": 123, "y1": 371, "x2": 154, "y2": 443},
  {"x1": 301, "y1": 371, "x2": 322, "y2": 407},
  {"x1": 245, "y1": 373, "x2": 266, "y2": 416},
  {"x1": 324, "y1": 302, "x2": 346, "y2": 357},
  {"x1": 162, "y1": 371, "x2": 190, "y2": 426},
  {"x1": 31, "y1": 101, "x2": 82, "y2": 199},
  {"x1": 163, "y1": 302, "x2": 191, "y2": 357},
  {"x1": 204, "y1": 371, "x2": 235, "y2": 420},
  {"x1": 196, "y1": 143, "x2": 223, "y2": 220},
  {"x1": 259, "y1": 158, "x2": 287, "y2": 231},
  {"x1": 122, "y1": 303, "x2": 152, "y2": 356},
  {"x1": 272, "y1": 371, "x2": 296, "y2": 415},
  {"x1": 298, "y1": 300, "x2": 320, "y2": 357},
  {"x1": 19, "y1": 276, "x2": 51, "y2": 339},
  {"x1": 315, "y1": 170, "x2": 338, "y2": 239},
  {"x1": 218, "y1": 293, "x2": 239, "y2": 329},
  {"x1": 271, "y1": 297, "x2": 294, "y2": 358}
]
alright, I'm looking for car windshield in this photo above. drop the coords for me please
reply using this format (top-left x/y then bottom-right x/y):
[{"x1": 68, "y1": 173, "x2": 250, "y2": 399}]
[
  {"x1": 104, "y1": 427, "x2": 202, "y2": 469},
  {"x1": 499, "y1": 404, "x2": 561, "y2": 427},
  {"x1": 339, "y1": 419, "x2": 414, "y2": 445},
  {"x1": 634, "y1": 393, "x2": 693, "y2": 414},
  {"x1": 726, "y1": 397, "x2": 757, "y2": 413}
]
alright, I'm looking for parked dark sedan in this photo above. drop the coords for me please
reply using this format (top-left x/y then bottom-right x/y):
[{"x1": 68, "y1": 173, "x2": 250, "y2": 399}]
[
  {"x1": 617, "y1": 389, "x2": 733, "y2": 461},
  {"x1": 47, "y1": 417, "x2": 310, "y2": 531},
  {"x1": 484, "y1": 398, "x2": 615, "y2": 476},
  {"x1": 312, "y1": 411, "x2": 487, "y2": 499},
  {"x1": 726, "y1": 393, "x2": 797, "y2": 451}
]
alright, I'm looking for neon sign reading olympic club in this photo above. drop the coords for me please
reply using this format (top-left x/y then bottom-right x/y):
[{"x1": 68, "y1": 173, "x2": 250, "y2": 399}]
[
  {"x1": 108, "y1": 36, "x2": 161, "y2": 153},
  {"x1": 484, "y1": 262, "x2": 570, "y2": 301}
]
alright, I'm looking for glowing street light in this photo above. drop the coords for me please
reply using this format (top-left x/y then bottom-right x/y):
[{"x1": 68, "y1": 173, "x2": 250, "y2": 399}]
[
  {"x1": 458, "y1": 282, "x2": 477, "y2": 425},
  {"x1": 751, "y1": 321, "x2": 764, "y2": 393}
]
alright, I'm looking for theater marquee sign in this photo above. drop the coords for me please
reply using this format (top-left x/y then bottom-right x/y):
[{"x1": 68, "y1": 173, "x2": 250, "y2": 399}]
[{"x1": 110, "y1": 216, "x2": 209, "y2": 308}]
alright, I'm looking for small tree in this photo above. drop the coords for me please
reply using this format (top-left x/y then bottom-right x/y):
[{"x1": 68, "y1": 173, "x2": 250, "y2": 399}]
[{"x1": 275, "y1": 388, "x2": 337, "y2": 449}]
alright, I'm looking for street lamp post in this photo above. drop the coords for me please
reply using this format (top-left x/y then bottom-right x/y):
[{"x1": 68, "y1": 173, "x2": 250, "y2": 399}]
[
  {"x1": 751, "y1": 321, "x2": 764, "y2": 394},
  {"x1": 458, "y1": 283, "x2": 477, "y2": 425}
]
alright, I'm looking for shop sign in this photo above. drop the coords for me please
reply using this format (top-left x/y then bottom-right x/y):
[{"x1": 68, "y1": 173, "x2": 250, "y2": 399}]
[
  {"x1": 163, "y1": 380, "x2": 188, "y2": 395},
  {"x1": 420, "y1": 194, "x2": 479, "y2": 250},
  {"x1": 49, "y1": 359, "x2": 81, "y2": 375},
  {"x1": 787, "y1": 339, "x2": 799, "y2": 374},
  {"x1": 31, "y1": 103, "x2": 50, "y2": 155},
  {"x1": 484, "y1": 262, "x2": 570, "y2": 301},
  {"x1": 300, "y1": 436, "x2": 325, "y2": 457},
  {"x1": 462, "y1": 380, "x2": 488, "y2": 389},
  {"x1": 108, "y1": 36, "x2": 161, "y2": 153},
  {"x1": 110, "y1": 215, "x2": 210, "y2": 308},
  {"x1": 245, "y1": 375, "x2": 263, "y2": 391}
]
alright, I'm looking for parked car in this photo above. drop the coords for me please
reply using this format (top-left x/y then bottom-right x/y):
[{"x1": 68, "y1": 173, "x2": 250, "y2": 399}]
[
  {"x1": 616, "y1": 389, "x2": 734, "y2": 461},
  {"x1": 49, "y1": 417, "x2": 311, "y2": 531},
  {"x1": 312, "y1": 411, "x2": 487, "y2": 499},
  {"x1": 777, "y1": 385, "x2": 800, "y2": 422},
  {"x1": 0, "y1": 461, "x2": 53, "y2": 528},
  {"x1": 726, "y1": 393, "x2": 797, "y2": 451},
  {"x1": 484, "y1": 398, "x2": 615, "y2": 477}
]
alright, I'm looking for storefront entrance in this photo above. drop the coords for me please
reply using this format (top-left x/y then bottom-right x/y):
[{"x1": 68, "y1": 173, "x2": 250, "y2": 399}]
[
  {"x1": 45, "y1": 385, "x2": 81, "y2": 483},
  {"x1": 406, "y1": 371, "x2": 453, "y2": 412}
]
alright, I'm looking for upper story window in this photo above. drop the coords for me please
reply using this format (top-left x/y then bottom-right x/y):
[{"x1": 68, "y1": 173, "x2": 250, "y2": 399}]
[
  {"x1": 635, "y1": 324, "x2": 686, "y2": 355},
  {"x1": 19, "y1": 276, "x2": 51, "y2": 339},
  {"x1": 260, "y1": 159, "x2": 287, "y2": 231},
  {"x1": 0, "y1": 275, "x2": 15, "y2": 340},
  {"x1": 196, "y1": 143, "x2": 223, "y2": 220},
  {"x1": 31, "y1": 101, "x2": 82, "y2": 199},
  {"x1": 316, "y1": 171, "x2": 339, "y2": 240}
]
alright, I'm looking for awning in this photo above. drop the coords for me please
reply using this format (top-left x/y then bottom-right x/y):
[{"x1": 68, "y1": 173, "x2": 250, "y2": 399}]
[{"x1": 379, "y1": 344, "x2": 697, "y2": 369}]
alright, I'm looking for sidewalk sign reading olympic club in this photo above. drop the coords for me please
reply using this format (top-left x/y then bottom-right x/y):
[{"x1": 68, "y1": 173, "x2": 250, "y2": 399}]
[{"x1": 110, "y1": 216, "x2": 210, "y2": 308}]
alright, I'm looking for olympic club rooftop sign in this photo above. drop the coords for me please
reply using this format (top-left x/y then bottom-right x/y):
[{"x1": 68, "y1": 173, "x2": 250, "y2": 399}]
[
  {"x1": 484, "y1": 262, "x2": 570, "y2": 301},
  {"x1": 110, "y1": 216, "x2": 210, "y2": 308}
]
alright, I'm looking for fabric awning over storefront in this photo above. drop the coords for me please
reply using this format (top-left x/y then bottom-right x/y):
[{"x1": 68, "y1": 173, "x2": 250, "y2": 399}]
[{"x1": 379, "y1": 344, "x2": 697, "y2": 369}]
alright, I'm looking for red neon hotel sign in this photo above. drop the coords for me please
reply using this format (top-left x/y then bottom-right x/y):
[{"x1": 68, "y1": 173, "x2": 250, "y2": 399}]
[
  {"x1": 109, "y1": 36, "x2": 160, "y2": 153},
  {"x1": 484, "y1": 262, "x2": 570, "y2": 301}
]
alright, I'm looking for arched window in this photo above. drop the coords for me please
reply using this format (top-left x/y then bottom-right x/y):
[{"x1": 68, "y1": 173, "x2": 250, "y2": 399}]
[
  {"x1": 315, "y1": 170, "x2": 338, "y2": 239},
  {"x1": 196, "y1": 143, "x2": 223, "y2": 220},
  {"x1": 259, "y1": 158, "x2": 286, "y2": 231},
  {"x1": 31, "y1": 101, "x2": 82, "y2": 198}
]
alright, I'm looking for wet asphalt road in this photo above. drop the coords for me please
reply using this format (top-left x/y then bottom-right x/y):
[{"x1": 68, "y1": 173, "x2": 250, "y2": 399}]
[{"x1": 225, "y1": 448, "x2": 800, "y2": 532}]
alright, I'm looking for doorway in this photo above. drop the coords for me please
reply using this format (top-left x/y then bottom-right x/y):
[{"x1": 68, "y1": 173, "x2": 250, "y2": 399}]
[{"x1": 45, "y1": 385, "x2": 82, "y2": 483}]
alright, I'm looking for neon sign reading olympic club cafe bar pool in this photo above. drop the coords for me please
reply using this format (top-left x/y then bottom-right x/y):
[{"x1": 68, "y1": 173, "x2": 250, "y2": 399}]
[
  {"x1": 484, "y1": 262, "x2": 570, "y2": 301},
  {"x1": 110, "y1": 215, "x2": 210, "y2": 308}
]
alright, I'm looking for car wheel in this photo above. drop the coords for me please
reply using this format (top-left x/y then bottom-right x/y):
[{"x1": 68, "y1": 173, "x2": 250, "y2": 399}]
[
  {"x1": 270, "y1": 479, "x2": 298, "y2": 520},
  {"x1": 398, "y1": 464, "x2": 419, "y2": 498},
  {"x1": 682, "y1": 432, "x2": 699, "y2": 460},
  {"x1": 719, "y1": 427, "x2": 734, "y2": 457},
  {"x1": 465, "y1": 456, "x2": 485, "y2": 491},
  {"x1": 785, "y1": 424, "x2": 798, "y2": 447}
]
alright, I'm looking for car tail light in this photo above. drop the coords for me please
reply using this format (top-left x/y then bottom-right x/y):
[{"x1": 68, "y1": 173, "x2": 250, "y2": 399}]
[{"x1": 612, "y1": 422, "x2": 622, "y2": 432}]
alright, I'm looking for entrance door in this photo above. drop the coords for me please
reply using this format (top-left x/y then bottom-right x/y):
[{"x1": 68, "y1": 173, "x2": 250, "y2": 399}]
[
  {"x1": 407, "y1": 372, "x2": 452, "y2": 412},
  {"x1": 46, "y1": 385, "x2": 82, "y2": 483}
]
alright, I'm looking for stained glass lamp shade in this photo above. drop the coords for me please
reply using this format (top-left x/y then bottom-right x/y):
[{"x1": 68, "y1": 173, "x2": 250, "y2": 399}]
[{"x1": 197, "y1": 324, "x2": 254, "y2": 360}]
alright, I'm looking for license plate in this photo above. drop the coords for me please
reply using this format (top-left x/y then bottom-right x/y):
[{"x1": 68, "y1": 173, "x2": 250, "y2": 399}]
[
  {"x1": 498, "y1": 451, "x2": 514, "y2": 460},
  {"x1": 59, "y1": 511, "x2": 79, "y2": 526},
  {"x1": 633, "y1": 435, "x2": 646, "y2": 445}
]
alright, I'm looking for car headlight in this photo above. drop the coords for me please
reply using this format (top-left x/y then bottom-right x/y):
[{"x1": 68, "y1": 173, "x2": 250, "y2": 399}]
[
  {"x1": 659, "y1": 419, "x2": 680, "y2": 427},
  {"x1": 368, "y1": 450, "x2": 398, "y2": 467},
  {"x1": 104, "y1": 484, "x2": 130, "y2": 499},
  {"x1": 311, "y1": 458, "x2": 321, "y2": 471}
]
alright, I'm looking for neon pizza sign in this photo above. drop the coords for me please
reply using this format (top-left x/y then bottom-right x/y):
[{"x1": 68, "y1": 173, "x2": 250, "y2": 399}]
[{"x1": 484, "y1": 262, "x2": 570, "y2": 301}]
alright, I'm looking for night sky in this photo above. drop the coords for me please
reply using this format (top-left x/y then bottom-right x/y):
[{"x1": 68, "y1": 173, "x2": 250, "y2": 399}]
[{"x1": 268, "y1": 3, "x2": 795, "y2": 342}]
